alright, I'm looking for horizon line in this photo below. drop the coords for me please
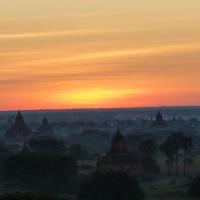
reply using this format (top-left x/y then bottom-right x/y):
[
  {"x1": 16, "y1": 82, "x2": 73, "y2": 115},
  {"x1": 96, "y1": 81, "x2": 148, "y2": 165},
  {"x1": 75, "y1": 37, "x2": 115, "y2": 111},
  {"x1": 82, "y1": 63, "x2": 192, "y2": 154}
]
[{"x1": 1, "y1": 104, "x2": 200, "y2": 113}]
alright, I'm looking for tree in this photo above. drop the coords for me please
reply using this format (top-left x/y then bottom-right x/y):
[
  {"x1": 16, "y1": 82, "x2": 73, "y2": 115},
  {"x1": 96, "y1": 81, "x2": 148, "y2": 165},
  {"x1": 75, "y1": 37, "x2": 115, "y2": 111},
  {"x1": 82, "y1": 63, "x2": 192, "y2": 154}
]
[
  {"x1": 77, "y1": 168, "x2": 144, "y2": 200},
  {"x1": 29, "y1": 136, "x2": 67, "y2": 155},
  {"x1": 188, "y1": 176, "x2": 200, "y2": 198},
  {"x1": 0, "y1": 143, "x2": 10, "y2": 173},
  {"x1": 0, "y1": 192, "x2": 58, "y2": 200},
  {"x1": 179, "y1": 135, "x2": 193, "y2": 176},
  {"x1": 170, "y1": 133, "x2": 183, "y2": 175},
  {"x1": 161, "y1": 132, "x2": 183, "y2": 175},
  {"x1": 139, "y1": 138, "x2": 158, "y2": 158},
  {"x1": 139, "y1": 138, "x2": 159, "y2": 174},
  {"x1": 2, "y1": 153, "x2": 78, "y2": 194},
  {"x1": 69, "y1": 144, "x2": 88, "y2": 160},
  {"x1": 160, "y1": 132, "x2": 193, "y2": 176},
  {"x1": 160, "y1": 136, "x2": 176, "y2": 176}
]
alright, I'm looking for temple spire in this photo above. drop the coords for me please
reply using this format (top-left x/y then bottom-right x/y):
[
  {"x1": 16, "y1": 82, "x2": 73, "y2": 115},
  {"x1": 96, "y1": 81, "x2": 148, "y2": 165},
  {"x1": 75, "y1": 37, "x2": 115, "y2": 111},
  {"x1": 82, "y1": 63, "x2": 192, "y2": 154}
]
[
  {"x1": 153, "y1": 110, "x2": 167, "y2": 127},
  {"x1": 37, "y1": 117, "x2": 54, "y2": 136},
  {"x1": 5, "y1": 111, "x2": 32, "y2": 141},
  {"x1": 15, "y1": 111, "x2": 24, "y2": 123},
  {"x1": 110, "y1": 128, "x2": 128, "y2": 154}
]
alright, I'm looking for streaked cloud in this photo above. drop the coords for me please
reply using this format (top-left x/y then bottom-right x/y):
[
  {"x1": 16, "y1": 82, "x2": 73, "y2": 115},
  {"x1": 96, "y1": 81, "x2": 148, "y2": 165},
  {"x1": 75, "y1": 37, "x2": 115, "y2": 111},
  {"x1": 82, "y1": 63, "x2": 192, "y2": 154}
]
[
  {"x1": 2, "y1": 41, "x2": 200, "y2": 68},
  {"x1": 0, "y1": 28, "x2": 124, "y2": 40}
]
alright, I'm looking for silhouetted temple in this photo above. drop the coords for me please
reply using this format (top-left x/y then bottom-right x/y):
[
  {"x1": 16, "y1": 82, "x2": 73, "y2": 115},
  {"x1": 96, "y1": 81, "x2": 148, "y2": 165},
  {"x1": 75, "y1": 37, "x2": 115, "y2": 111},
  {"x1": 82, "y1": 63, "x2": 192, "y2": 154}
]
[
  {"x1": 109, "y1": 128, "x2": 128, "y2": 157},
  {"x1": 5, "y1": 111, "x2": 32, "y2": 141},
  {"x1": 153, "y1": 111, "x2": 167, "y2": 127},
  {"x1": 37, "y1": 117, "x2": 55, "y2": 136},
  {"x1": 98, "y1": 128, "x2": 138, "y2": 167}
]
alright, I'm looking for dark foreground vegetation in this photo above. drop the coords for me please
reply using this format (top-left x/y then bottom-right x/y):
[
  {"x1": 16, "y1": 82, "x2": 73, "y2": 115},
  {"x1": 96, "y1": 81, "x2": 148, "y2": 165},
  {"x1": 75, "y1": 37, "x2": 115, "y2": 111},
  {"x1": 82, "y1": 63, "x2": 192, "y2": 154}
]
[
  {"x1": 77, "y1": 169, "x2": 144, "y2": 200},
  {"x1": 0, "y1": 193, "x2": 61, "y2": 200},
  {"x1": 0, "y1": 132, "x2": 199, "y2": 200}
]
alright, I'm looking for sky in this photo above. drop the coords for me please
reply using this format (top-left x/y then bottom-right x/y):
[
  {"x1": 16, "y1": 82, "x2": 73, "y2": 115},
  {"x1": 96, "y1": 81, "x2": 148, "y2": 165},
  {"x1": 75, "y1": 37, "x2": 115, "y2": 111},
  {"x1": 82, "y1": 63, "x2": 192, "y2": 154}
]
[{"x1": 0, "y1": 0, "x2": 200, "y2": 111}]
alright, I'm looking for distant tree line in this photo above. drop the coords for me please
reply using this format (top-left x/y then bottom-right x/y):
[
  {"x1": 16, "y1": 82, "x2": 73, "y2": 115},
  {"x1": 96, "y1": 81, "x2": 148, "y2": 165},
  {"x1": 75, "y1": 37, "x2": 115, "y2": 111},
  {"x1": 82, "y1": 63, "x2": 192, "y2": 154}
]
[
  {"x1": 138, "y1": 132, "x2": 193, "y2": 176},
  {"x1": 160, "y1": 132, "x2": 193, "y2": 176}
]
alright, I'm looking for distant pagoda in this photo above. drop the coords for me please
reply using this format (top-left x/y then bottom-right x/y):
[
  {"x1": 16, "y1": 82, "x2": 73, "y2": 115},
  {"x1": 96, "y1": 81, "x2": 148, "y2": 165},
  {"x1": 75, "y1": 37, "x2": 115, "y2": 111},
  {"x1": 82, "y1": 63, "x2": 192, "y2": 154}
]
[
  {"x1": 37, "y1": 117, "x2": 55, "y2": 136},
  {"x1": 5, "y1": 111, "x2": 32, "y2": 141},
  {"x1": 153, "y1": 111, "x2": 167, "y2": 127},
  {"x1": 109, "y1": 128, "x2": 128, "y2": 156},
  {"x1": 98, "y1": 128, "x2": 138, "y2": 167}
]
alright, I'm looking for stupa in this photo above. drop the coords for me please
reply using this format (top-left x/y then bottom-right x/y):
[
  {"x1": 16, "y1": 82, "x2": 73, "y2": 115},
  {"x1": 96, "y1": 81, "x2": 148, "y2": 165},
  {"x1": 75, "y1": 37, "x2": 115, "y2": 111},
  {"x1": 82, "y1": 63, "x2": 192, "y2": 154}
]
[{"x1": 5, "y1": 111, "x2": 32, "y2": 141}]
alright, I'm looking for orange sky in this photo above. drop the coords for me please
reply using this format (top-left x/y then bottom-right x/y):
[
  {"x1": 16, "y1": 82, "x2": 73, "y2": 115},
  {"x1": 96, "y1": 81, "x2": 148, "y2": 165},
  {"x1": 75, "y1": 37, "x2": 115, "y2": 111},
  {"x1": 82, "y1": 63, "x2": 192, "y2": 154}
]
[{"x1": 0, "y1": 0, "x2": 200, "y2": 111}]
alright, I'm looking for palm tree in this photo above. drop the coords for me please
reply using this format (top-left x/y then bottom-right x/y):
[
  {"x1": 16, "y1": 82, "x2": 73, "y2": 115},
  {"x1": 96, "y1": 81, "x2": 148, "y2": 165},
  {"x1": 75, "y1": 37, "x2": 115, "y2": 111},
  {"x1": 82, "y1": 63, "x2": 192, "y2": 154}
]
[
  {"x1": 139, "y1": 138, "x2": 158, "y2": 158},
  {"x1": 170, "y1": 132, "x2": 183, "y2": 175},
  {"x1": 160, "y1": 138, "x2": 175, "y2": 176},
  {"x1": 160, "y1": 132, "x2": 193, "y2": 176},
  {"x1": 180, "y1": 135, "x2": 193, "y2": 176}
]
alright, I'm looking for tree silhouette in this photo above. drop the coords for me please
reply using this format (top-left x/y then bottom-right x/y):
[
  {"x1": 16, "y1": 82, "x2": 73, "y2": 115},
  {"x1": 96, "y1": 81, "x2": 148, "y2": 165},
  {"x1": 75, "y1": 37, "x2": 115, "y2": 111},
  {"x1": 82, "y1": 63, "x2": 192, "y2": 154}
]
[
  {"x1": 2, "y1": 153, "x2": 77, "y2": 194},
  {"x1": 189, "y1": 176, "x2": 200, "y2": 198},
  {"x1": 139, "y1": 138, "x2": 157, "y2": 158},
  {"x1": 0, "y1": 192, "x2": 60, "y2": 200},
  {"x1": 29, "y1": 136, "x2": 67, "y2": 155},
  {"x1": 69, "y1": 144, "x2": 88, "y2": 160},
  {"x1": 77, "y1": 168, "x2": 144, "y2": 200},
  {"x1": 160, "y1": 135, "x2": 177, "y2": 176},
  {"x1": 160, "y1": 132, "x2": 193, "y2": 176},
  {"x1": 170, "y1": 133, "x2": 183, "y2": 175},
  {"x1": 179, "y1": 135, "x2": 193, "y2": 176},
  {"x1": 139, "y1": 138, "x2": 159, "y2": 173}
]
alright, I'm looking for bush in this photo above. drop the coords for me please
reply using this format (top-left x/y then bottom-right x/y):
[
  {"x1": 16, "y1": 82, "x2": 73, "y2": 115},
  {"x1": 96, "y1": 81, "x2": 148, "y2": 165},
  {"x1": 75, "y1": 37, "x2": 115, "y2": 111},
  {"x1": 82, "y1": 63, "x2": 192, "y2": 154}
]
[
  {"x1": 29, "y1": 136, "x2": 67, "y2": 155},
  {"x1": 188, "y1": 176, "x2": 200, "y2": 198},
  {"x1": 0, "y1": 192, "x2": 57, "y2": 200},
  {"x1": 77, "y1": 168, "x2": 144, "y2": 200},
  {"x1": 141, "y1": 157, "x2": 160, "y2": 174},
  {"x1": 2, "y1": 153, "x2": 78, "y2": 194}
]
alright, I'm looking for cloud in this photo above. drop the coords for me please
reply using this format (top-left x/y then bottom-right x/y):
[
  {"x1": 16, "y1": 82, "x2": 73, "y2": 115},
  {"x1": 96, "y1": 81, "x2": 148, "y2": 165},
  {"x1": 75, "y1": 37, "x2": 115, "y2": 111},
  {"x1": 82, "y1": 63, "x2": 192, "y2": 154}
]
[
  {"x1": 4, "y1": 41, "x2": 200, "y2": 66},
  {"x1": 0, "y1": 10, "x2": 136, "y2": 23},
  {"x1": 0, "y1": 28, "x2": 123, "y2": 40}
]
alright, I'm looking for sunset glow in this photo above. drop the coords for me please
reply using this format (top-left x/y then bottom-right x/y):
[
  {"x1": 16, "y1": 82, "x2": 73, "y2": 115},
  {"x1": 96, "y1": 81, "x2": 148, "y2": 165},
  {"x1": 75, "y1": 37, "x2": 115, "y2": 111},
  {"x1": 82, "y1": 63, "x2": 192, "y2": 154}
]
[
  {"x1": 58, "y1": 88, "x2": 144, "y2": 106},
  {"x1": 1, "y1": 0, "x2": 200, "y2": 110}
]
